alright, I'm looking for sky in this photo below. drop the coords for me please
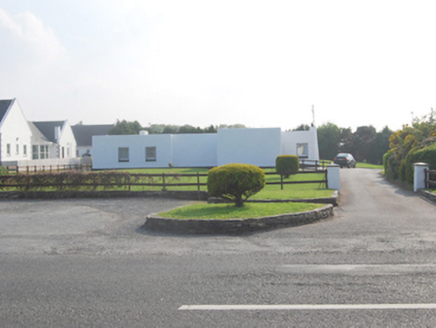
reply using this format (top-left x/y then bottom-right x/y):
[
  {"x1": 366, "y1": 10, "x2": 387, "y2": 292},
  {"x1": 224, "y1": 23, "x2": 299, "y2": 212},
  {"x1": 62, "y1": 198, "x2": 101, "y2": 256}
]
[{"x1": 1, "y1": 0, "x2": 435, "y2": 132}]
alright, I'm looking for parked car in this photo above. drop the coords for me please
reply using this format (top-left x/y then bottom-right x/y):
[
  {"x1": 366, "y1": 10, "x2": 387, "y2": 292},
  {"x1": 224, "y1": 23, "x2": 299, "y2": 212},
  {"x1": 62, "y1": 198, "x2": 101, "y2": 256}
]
[{"x1": 333, "y1": 153, "x2": 356, "y2": 168}]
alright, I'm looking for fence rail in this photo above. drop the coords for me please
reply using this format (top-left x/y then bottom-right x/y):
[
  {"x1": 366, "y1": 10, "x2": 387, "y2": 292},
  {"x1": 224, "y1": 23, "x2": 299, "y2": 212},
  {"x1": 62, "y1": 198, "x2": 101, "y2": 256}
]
[
  {"x1": 0, "y1": 169, "x2": 328, "y2": 192},
  {"x1": 2, "y1": 164, "x2": 92, "y2": 175},
  {"x1": 425, "y1": 169, "x2": 436, "y2": 189}
]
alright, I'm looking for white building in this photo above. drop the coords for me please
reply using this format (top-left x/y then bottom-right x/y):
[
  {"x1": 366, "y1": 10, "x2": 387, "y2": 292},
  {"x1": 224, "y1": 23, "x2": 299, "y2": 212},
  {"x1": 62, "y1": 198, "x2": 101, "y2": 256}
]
[
  {"x1": 92, "y1": 127, "x2": 319, "y2": 169},
  {"x1": 0, "y1": 98, "x2": 78, "y2": 167}
]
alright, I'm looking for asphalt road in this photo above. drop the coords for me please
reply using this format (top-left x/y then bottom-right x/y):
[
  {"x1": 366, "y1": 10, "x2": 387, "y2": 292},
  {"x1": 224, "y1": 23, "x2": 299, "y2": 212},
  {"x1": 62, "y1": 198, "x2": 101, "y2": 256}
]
[{"x1": 0, "y1": 169, "x2": 435, "y2": 327}]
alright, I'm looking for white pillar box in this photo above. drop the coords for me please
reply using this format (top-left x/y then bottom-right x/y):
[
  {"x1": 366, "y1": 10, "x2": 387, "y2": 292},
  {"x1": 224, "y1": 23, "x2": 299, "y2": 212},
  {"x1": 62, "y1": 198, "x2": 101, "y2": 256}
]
[
  {"x1": 413, "y1": 162, "x2": 429, "y2": 192},
  {"x1": 327, "y1": 164, "x2": 340, "y2": 193}
]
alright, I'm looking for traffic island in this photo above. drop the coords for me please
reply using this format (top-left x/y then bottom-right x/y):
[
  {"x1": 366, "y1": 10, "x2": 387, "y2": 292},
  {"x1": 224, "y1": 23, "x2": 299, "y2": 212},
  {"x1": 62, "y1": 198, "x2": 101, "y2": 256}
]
[{"x1": 144, "y1": 204, "x2": 334, "y2": 234}]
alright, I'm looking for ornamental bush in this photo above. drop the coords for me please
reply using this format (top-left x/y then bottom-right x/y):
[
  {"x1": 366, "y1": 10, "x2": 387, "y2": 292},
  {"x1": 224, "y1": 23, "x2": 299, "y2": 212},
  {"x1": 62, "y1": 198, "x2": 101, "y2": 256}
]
[
  {"x1": 207, "y1": 163, "x2": 266, "y2": 207},
  {"x1": 276, "y1": 155, "x2": 299, "y2": 178}
]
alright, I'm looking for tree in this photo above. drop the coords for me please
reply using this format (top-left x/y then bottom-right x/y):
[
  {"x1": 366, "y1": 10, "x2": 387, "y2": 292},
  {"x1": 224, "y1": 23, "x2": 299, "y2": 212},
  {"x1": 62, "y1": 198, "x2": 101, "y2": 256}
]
[
  {"x1": 109, "y1": 120, "x2": 143, "y2": 135},
  {"x1": 368, "y1": 126, "x2": 392, "y2": 164},
  {"x1": 207, "y1": 164, "x2": 265, "y2": 207},
  {"x1": 352, "y1": 126, "x2": 377, "y2": 162},
  {"x1": 293, "y1": 124, "x2": 310, "y2": 131},
  {"x1": 317, "y1": 122, "x2": 340, "y2": 160}
]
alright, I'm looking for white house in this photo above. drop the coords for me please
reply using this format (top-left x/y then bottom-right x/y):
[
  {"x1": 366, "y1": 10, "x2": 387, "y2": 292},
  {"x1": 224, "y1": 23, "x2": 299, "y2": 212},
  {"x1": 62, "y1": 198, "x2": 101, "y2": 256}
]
[
  {"x1": 92, "y1": 127, "x2": 320, "y2": 170},
  {"x1": 0, "y1": 99, "x2": 33, "y2": 163},
  {"x1": 0, "y1": 98, "x2": 79, "y2": 167},
  {"x1": 30, "y1": 121, "x2": 77, "y2": 160}
]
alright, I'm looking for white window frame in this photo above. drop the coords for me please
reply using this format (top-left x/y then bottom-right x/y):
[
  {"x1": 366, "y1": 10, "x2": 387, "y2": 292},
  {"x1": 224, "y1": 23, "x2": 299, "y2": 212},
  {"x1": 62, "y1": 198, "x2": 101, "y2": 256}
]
[
  {"x1": 145, "y1": 146, "x2": 156, "y2": 162},
  {"x1": 6, "y1": 144, "x2": 11, "y2": 156},
  {"x1": 23, "y1": 145, "x2": 27, "y2": 156},
  {"x1": 32, "y1": 145, "x2": 39, "y2": 159},
  {"x1": 118, "y1": 147, "x2": 129, "y2": 162}
]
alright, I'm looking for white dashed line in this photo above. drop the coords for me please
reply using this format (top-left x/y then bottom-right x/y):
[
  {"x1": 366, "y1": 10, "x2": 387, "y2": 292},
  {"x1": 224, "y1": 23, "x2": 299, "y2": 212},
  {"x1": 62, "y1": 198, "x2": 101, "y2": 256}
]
[{"x1": 179, "y1": 304, "x2": 436, "y2": 311}]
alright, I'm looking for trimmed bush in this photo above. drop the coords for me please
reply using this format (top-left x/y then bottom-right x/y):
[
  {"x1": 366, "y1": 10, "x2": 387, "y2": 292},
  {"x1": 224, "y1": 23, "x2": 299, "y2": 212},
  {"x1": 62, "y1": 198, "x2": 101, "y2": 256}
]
[
  {"x1": 276, "y1": 155, "x2": 299, "y2": 178},
  {"x1": 207, "y1": 163, "x2": 265, "y2": 207}
]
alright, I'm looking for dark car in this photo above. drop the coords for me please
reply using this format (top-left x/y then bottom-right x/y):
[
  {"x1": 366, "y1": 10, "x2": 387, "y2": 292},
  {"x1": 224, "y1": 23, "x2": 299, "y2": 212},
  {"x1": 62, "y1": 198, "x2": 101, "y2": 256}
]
[{"x1": 333, "y1": 153, "x2": 356, "y2": 168}]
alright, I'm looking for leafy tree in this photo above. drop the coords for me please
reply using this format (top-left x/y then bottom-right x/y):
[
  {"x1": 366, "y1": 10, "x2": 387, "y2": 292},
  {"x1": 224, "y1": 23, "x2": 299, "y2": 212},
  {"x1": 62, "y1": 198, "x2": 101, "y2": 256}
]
[
  {"x1": 109, "y1": 120, "x2": 143, "y2": 135},
  {"x1": 317, "y1": 122, "x2": 340, "y2": 160},
  {"x1": 368, "y1": 126, "x2": 393, "y2": 164},
  {"x1": 293, "y1": 124, "x2": 311, "y2": 131},
  {"x1": 207, "y1": 164, "x2": 265, "y2": 207},
  {"x1": 352, "y1": 126, "x2": 377, "y2": 162}
]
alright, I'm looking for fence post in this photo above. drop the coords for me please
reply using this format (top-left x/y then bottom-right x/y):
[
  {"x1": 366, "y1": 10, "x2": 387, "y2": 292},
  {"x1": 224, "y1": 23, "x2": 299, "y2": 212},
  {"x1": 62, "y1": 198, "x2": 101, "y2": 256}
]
[
  {"x1": 197, "y1": 172, "x2": 200, "y2": 191},
  {"x1": 327, "y1": 164, "x2": 340, "y2": 193},
  {"x1": 280, "y1": 175, "x2": 284, "y2": 190},
  {"x1": 162, "y1": 173, "x2": 166, "y2": 191},
  {"x1": 413, "y1": 162, "x2": 429, "y2": 192}
]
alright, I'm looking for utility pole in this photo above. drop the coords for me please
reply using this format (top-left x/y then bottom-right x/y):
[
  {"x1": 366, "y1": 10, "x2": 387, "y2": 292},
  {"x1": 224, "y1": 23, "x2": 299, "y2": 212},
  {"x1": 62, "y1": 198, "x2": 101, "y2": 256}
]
[{"x1": 312, "y1": 105, "x2": 315, "y2": 127}]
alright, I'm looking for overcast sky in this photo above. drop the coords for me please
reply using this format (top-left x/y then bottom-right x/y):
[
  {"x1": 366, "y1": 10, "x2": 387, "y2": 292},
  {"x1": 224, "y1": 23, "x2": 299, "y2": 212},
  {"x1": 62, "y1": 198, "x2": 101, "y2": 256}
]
[{"x1": 1, "y1": 0, "x2": 435, "y2": 131}]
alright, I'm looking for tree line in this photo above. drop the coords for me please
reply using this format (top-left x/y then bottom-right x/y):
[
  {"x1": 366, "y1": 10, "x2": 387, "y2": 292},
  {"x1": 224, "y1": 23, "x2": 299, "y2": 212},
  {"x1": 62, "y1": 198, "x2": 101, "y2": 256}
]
[{"x1": 109, "y1": 120, "x2": 246, "y2": 135}]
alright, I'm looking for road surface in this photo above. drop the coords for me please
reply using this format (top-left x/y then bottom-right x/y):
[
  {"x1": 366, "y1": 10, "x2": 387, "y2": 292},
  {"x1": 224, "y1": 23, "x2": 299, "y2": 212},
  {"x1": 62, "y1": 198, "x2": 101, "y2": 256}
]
[{"x1": 0, "y1": 169, "x2": 435, "y2": 327}]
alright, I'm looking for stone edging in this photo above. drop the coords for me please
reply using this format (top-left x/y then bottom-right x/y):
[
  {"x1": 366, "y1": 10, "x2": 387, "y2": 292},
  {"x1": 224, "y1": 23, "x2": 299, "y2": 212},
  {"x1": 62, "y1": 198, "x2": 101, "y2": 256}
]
[
  {"x1": 144, "y1": 204, "x2": 334, "y2": 234},
  {"x1": 418, "y1": 189, "x2": 436, "y2": 203}
]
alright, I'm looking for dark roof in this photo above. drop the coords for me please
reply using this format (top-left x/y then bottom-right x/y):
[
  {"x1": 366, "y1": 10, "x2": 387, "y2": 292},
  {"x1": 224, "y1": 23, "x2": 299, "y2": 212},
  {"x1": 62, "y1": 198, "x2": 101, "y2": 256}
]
[
  {"x1": 0, "y1": 99, "x2": 14, "y2": 124},
  {"x1": 32, "y1": 121, "x2": 65, "y2": 143},
  {"x1": 28, "y1": 122, "x2": 52, "y2": 144},
  {"x1": 71, "y1": 124, "x2": 114, "y2": 146}
]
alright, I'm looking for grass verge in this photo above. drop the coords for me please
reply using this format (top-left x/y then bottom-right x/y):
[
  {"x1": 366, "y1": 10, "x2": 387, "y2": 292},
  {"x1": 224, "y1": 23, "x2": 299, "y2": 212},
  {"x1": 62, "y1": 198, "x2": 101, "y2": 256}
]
[
  {"x1": 159, "y1": 202, "x2": 324, "y2": 220},
  {"x1": 356, "y1": 163, "x2": 384, "y2": 169}
]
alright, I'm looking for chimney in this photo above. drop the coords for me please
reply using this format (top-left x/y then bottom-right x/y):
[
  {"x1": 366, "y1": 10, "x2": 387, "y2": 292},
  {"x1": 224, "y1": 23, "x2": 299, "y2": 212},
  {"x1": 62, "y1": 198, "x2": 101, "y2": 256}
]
[{"x1": 54, "y1": 126, "x2": 61, "y2": 142}]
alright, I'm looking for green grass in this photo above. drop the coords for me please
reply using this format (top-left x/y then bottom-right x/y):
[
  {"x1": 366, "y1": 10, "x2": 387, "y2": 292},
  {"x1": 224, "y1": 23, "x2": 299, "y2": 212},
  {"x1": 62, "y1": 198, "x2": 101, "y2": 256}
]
[
  {"x1": 159, "y1": 202, "x2": 324, "y2": 220},
  {"x1": 0, "y1": 167, "x2": 335, "y2": 200},
  {"x1": 356, "y1": 162, "x2": 384, "y2": 169}
]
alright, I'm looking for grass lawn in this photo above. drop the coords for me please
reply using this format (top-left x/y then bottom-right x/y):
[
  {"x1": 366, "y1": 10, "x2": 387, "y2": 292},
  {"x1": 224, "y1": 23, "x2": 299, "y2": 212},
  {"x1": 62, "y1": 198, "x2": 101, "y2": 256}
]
[
  {"x1": 159, "y1": 202, "x2": 324, "y2": 220},
  {"x1": 0, "y1": 167, "x2": 335, "y2": 200},
  {"x1": 356, "y1": 162, "x2": 384, "y2": 169}
]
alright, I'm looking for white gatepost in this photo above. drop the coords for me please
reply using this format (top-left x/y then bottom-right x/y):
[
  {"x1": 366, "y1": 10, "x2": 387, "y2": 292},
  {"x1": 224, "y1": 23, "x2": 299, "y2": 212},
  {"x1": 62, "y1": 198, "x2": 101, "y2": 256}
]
[
  {"x1": 413, "y1": 162, "x2": 429, "y2": 192},
  {"x1": 327, "y1": 164, "x2": 340, "y2": 193}
]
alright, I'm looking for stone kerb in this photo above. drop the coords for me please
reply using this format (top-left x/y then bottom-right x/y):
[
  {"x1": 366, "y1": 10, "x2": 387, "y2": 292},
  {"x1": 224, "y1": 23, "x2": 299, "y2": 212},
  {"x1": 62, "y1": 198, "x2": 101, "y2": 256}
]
[{"x1": 144, "y1": 204, "x2": 334, "y2": 234}]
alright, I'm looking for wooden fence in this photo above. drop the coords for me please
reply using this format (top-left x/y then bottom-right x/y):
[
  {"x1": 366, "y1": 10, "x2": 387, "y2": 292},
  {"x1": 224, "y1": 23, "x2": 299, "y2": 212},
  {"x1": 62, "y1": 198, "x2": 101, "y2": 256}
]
[
  {"x1": 425, "y1": 169, "x2": 436, "y2": 189},
  {"x1": 2, "y1": 164, "x2": 92, "y2": 175},
  {"x1": 0, "y1": 170, "x2": 328, "y2": 192}
]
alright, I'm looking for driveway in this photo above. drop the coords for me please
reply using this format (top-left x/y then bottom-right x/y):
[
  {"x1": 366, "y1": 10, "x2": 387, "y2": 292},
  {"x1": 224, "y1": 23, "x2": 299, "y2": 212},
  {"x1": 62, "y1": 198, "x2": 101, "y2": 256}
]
[{"x1": 1, "y1": 169, "x2": 436, "y2": 327}]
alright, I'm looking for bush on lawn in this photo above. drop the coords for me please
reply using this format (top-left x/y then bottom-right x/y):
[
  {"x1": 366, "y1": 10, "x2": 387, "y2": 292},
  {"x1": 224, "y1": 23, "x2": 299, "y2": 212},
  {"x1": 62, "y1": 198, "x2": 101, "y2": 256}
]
[
  {"x1": 207, "y1": 163, "x2": 265, "y2": 207},
  {"x1": 276, "y1": 155, "x2": 299, "y2": 178}
]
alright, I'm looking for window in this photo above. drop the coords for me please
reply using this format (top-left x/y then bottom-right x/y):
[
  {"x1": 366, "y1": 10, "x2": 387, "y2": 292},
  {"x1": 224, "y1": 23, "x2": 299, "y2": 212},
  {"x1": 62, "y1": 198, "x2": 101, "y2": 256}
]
[
  {"x1": 145, "y1": 147, "x2": 156, "y2": 162},
  {"x1": 7, "y1": 144, "x2": 11, "y2": 156},
  {"x1": 118, "y1": 147, "x2": 129, "y2": 162},
  {"x1": 297, "y1": 143, "x2": 309, "y2": 158},
  {"x1": 32, "y1": 145, "x2": 39, "y2": 159},
  {"x1": 40, "y1": 145, "x2": 49, "y2": 159},
  {"x1": 23, "y1": 145, "x2": 27, "y2": 156},
  {"x1": 16, "y1": 144, "x2": 19, "y2": 155}
]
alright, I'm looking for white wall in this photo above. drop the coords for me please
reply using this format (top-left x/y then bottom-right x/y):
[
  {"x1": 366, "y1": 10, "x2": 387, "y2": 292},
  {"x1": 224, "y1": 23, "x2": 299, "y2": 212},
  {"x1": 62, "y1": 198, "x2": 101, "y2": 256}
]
[
  {"x1": 92, "y1": 134, "x2": 173, "y2": 169},
  {"x1": 281, "y1": 126, "x2": 320, "y2": 161},
  {"x1": 58, "y1": 122, "x2": 77, "y2": 158},
  {"x1": 217, "y1": 128, "x2": 282, "y2": 167},
  {"x1": 172, "y1": 134, "x2": 217, "y2": 167},
  {"x1": 0, "y1": 100, "x2": 33, "y2": 163}
]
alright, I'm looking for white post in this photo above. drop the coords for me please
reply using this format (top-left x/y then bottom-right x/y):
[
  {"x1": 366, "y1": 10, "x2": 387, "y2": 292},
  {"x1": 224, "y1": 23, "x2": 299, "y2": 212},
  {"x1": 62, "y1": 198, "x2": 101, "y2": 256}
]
[
  {"x1": 413, "y1": 162, "x2": 429, "y2": 192},
  {"x1": 327, "y1": 164, "x2": 340, "y2": 193}
]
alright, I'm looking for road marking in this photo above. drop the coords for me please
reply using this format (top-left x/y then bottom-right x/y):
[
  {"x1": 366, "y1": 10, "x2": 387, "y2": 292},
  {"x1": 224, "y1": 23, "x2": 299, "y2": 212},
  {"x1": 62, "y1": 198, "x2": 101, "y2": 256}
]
[
  {"x1": 179, "y1": 304, "x2": 436, "y2": 311},
  {"x1": 280, "y1": 264, "x2": 436, "y2": 274}
]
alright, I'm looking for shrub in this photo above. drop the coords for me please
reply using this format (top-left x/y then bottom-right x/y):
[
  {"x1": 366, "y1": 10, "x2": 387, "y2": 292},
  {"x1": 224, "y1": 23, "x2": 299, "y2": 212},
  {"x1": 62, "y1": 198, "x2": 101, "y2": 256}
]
[
  {"x1": 276, "y1": 155, "x2": 299, "y2": 178},
  {"x1": 207, "y1": 163, "x2": 265, "y2": 207}
]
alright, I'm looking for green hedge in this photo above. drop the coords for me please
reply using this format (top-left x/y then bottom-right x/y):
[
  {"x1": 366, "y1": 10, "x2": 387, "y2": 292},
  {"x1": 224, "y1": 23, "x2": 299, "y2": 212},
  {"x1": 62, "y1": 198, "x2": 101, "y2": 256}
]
[
  {"x1": 276, "y1": 155, "x2": 299, "y2": 178},
  {"x1": 404, "y1": 143, "x2": 436, "y2": 184},
  {"x1": 207, "y1": 163, "x2": 265, "y2": 207}
]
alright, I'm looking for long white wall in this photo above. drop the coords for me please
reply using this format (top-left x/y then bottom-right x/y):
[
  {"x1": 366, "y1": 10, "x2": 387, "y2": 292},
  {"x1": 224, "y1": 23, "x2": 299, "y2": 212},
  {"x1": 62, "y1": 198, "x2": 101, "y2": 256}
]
[
  {"x1": 172, "y1": 134, "x2": 217, "y2": 167},
  {"x1": 217, "y1": 128, "x2": 282, "y2": 167},
  {"x1": 92, "y1": 134, "x2": 173, "y2": 169},
  {"x1": 92, "y1": 127, "x2": 319, "y2": 170}
]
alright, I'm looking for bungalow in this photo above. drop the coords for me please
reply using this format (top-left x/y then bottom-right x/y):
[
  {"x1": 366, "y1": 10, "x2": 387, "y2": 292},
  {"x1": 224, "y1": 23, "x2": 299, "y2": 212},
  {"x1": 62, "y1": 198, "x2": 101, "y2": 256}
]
[{"x1": 92, "y1": 126, "x2": 319, "y2": 169}]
